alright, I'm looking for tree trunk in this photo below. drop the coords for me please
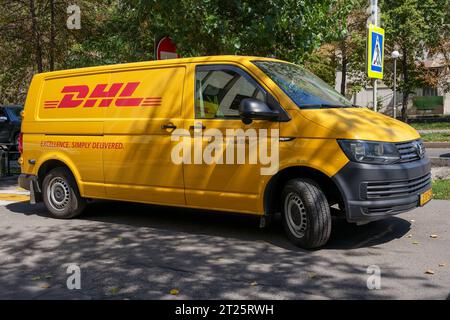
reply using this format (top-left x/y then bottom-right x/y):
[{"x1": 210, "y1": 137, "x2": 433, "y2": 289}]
[
  {"x1": 340, "y1": 41, "x2": 347, "y2": 96},
  {"x1": 29, "y1": 0, "x2": 43, "y2": 73},
  {"x1": 401, "y1": 91, "x2": 409, "y2": 122},
  {"x1": 49, "y1": 0, "x2": 56, "y2": 71}
]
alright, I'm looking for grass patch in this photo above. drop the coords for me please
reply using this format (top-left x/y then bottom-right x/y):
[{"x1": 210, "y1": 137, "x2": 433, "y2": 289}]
[
  {"x1": 420, "y1": 132, "x2": 450, "y2": 142},
  {"x1": 411, "y1": 122, "x2": 450, "y2": 130},
  {"x1": 432, "y1": 180, "x2": 450, "y2": 200}
]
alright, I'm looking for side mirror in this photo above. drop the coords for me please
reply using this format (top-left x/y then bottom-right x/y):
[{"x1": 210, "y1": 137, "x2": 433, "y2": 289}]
[
  {"x1": 239, "y1": 98, "x2": 279, "y2": 124},
  {"x1": 0, "y1": 116, "x2": 8, "y2": 123}
]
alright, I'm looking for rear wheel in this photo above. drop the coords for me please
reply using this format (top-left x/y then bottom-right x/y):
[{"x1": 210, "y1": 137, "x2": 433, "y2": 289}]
[
  {"x1": 42, "y1": 167, "x2": 86, "y2": 219},
  {"x1": 281, "y1": 178, "x2": 331, "y2": 249}
]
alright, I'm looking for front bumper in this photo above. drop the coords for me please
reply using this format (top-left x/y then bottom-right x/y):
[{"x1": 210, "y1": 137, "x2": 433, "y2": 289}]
[{"x1": 332, "y1": 157, "x2": 431, "y2": 223}]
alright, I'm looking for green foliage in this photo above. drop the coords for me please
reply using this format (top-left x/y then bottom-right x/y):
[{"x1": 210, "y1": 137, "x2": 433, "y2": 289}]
[
  {"x1": 410, "y1": 122, "x2": 450, "y2": 130},
  {"x1": 1, "y1": 0, "x2": 348, "y2": 104},
  {"x1": 305, "y1": 0, "x2": 368, "y2": 93},
  {"x1": 420, "y1": 132, "x2": 450, "y2": 142},
  {"x1": 123, "y1": 0, "x2": 341, "y2": 63},
  {"x1": 382, "y1": 0, "x2": 450, "y2": 95},
  {"x1": 302, "y1": 46, "x2": 337, "y2": 86},
  {"x1": 0, "y1": 0, "x2": 448, "y2": 108},
  {"x1": 432, "y1": 180, "x2": 450, "y2": 200}
]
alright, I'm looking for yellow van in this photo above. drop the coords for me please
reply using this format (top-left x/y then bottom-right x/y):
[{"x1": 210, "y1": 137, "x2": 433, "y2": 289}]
[{"x1": 18, "y1": 56, "x2": 432, "y2": 248}]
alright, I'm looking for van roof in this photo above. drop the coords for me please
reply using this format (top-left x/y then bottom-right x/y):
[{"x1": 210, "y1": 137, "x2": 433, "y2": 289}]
[{"x1": 37, "y1": 55, "x2": 281, "y2": 78}]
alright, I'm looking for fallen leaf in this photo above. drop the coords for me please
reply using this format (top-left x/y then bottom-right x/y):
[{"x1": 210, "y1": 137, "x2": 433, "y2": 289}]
[
  {"x1": 31, "y1": 276, "x2": 41, "y2": 281},
  {"x1": 430, "y1": 234, "x2": 438, "y2": 239},
  {"x1": 406, "y1": 234, "x2": 413, "y2": 238},
  {"x1": 438, "y1": 263, "x2": 446, "y2": 267},
  {"x1": 114, "y1": 237, "x2": 123, "y2": 242},
  {"x1": 425, "y1": 269, "x2": 435, "y2": 275},
  {"x1": 250, "y1": 281, "x2": 258, "y2": 286},
  {"x1": 40, "y1": 283, "x2": 50, "y2": 289},
  {"x1": 412, "y1": 241, "x2": 420, "y2": 245},
  {"x1": 108, "y1": 287, "x2": 119, "y2": 295},
  {"x1": 308, "y1": 272, "x2": 317, "y2": 279},
  {"x1": 170, "y1": 288, "x2": 179, "y2": 295},
  {"x1": 44, "y1": 274, "x2": 53, "y2": 279}
]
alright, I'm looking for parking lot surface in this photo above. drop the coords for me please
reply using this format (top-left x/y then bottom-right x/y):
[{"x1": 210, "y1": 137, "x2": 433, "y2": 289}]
[{"x1": 0, "y1": 186, "x2": 449, "y2": 299}]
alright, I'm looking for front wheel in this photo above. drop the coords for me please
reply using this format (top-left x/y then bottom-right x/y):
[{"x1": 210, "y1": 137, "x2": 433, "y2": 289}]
[
  {"x1": 42, "y1": 167, "x2": 86, "y2": 219},
  {"x1": 281, "y1": 179, "x2": 331, "y2": 249}
]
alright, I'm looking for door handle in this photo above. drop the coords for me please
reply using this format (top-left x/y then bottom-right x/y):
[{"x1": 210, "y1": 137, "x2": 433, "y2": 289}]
[
  {"x1": 189, "y1": 124, "x2": 206, "y2": 130},
  {"x1": 162, "y1": 123, "x2": 177, "y2": 130}
]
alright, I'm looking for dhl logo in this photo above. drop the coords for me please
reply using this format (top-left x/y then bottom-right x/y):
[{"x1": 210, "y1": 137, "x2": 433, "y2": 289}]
[{"x1": 44, "y1": 82, "x2": 162, "y2": 108}]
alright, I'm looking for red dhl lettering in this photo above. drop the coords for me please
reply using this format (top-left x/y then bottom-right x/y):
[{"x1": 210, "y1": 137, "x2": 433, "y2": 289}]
[{"x1": 43, "y1": 82, "x2": 162, "y2": 109}]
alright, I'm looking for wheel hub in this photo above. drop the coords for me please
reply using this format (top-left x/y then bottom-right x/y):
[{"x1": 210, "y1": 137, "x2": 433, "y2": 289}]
[
  {"x1": 47, "y1": 177, "x2": 70, "y2": 211},
  {"x1": 284, "y1": 192, "x2": 307, "y2": 238}
]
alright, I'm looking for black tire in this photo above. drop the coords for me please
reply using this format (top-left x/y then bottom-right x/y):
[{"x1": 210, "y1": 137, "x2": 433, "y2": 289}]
[
  {"x1": 42, "y1": 167, "x2": 86, "y2": 219},
  {"x1": 281, "y1": 178, "x2": 331, "y2": 249}
]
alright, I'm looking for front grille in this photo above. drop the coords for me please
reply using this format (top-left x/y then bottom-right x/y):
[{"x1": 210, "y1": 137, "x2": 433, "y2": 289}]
[
  {"x1": 395, "y1": 140, "x2": 424, "y2": 163},
  {"x1": 364, "y1": 172, "x2": 431, "y2": 199}
]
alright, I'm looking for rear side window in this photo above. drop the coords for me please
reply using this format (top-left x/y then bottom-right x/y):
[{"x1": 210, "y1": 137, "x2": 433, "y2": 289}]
[{"x1": 195, "y1": 66, "x2": 265, "y2": 119}]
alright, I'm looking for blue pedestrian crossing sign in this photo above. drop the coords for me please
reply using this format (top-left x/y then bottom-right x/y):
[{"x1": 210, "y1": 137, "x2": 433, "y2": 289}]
[{"x1": 367, "y1": 24, "x2": 385, "y2": 79}]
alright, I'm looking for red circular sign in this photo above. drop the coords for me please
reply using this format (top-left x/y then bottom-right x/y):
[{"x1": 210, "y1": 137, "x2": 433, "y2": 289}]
[{"x1": 156, "y1": 37, "x2": 179, "y2": 60}]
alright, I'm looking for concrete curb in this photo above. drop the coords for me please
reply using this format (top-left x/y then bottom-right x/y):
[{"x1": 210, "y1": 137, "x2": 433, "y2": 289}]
[
  {"x1": 430, "y1": 157, "x2": 450, "y2": 167},
  {"x1": 418, "y1": 129, "x2": 450, "y2": 134},
  {"x1": 424, "y1": 142, "x2": 450, "y2": 148}
]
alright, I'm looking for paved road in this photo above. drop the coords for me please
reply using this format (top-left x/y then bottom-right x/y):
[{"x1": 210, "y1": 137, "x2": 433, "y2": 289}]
[{"x1": 0, "y1": 193, "x2": 449, "y2": 299}]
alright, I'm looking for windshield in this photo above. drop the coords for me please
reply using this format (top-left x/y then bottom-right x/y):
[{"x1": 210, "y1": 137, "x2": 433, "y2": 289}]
[{"x1": 253, "y1": 61, "x2": 354, "y2": 109}]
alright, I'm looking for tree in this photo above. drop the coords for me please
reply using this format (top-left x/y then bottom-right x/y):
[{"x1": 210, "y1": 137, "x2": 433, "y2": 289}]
[
  {"x1": 1, "y1": 0, "x2": 357, "y2": 104},
  {"x1": 302, "y1": 44, "x2": 338, "y2": 86},
  {"x1": 121, "y1": 0, "x2": 346, "y2": 63},
  {"x1": 302, "y1": 0, "x2": 368, "y2": 95},
  {"x1": 382, "y1": 0, "x2": 450, "y2": 121},
  {"x1": 0, "y1": 0, "x2": 109, "y2": 103},
  {"x1": 334, "y1": 0, "x2": 367, "y2": 96}
]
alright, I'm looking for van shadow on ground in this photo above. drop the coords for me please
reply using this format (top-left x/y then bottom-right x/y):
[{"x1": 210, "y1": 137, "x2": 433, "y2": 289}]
[
  {"x1": 1, "y1": 200, "x2": 424, "y2": 300},
  {"x1": 6, "y1": 200, "x2": 411, "y2": 251}
]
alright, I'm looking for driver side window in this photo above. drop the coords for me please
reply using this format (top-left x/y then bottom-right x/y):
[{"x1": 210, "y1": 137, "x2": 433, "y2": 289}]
[{"x1": 195, "y1": 66, "x2": 266, "y2": 119}]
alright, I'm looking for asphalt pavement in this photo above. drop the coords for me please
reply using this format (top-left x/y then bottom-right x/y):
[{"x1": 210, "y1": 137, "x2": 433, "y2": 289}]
[{"x1": 0, "y1": 184, "x2": 449, "y2": 300}]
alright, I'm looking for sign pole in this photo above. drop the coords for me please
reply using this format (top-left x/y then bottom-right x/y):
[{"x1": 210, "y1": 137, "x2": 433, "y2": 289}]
[
  {"x1": 393, "y1": 58, "x2": 397, "y2": 118},
  {"x1": 372, "y1": 0, "x2": 378, "y2": 112},
  {"x1": 367, "y1": 1, "x2": 384, "y2": 110}
]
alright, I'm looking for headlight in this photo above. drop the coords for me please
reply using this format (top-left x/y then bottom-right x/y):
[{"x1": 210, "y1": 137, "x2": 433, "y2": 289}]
[{"x1": 338, "y1": 140, "x2": 400, "y2": 164}]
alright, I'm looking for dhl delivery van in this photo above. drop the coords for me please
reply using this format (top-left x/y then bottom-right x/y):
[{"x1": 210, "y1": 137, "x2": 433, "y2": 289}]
[{"x1": 18, "y1": 56, "x2": 432, "y2": 248}]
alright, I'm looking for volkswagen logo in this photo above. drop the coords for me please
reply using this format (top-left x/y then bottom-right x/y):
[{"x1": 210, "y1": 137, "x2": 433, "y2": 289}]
[{"x1": 412, "y1": 140, "x2": 425, "y2": 158}]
